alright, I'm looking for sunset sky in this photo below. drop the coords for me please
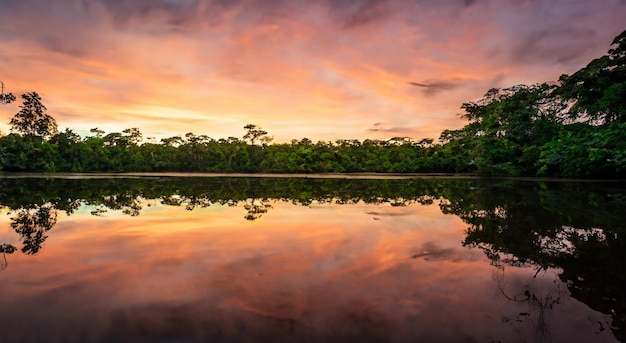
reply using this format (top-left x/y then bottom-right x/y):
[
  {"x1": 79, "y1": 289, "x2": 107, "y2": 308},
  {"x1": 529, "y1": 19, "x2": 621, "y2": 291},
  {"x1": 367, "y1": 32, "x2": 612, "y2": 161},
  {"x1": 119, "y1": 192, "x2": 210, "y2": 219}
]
[{"x1": 1, "y1": 0, "x2": 625, "y2": 143}]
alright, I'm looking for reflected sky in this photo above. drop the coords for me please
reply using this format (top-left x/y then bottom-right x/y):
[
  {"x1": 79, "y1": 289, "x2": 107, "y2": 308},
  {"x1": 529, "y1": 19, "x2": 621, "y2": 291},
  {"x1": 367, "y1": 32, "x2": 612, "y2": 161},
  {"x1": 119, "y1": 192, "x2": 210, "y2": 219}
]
[{"x1": 0, "y1": 199, "x2": 617, "y2": 342}]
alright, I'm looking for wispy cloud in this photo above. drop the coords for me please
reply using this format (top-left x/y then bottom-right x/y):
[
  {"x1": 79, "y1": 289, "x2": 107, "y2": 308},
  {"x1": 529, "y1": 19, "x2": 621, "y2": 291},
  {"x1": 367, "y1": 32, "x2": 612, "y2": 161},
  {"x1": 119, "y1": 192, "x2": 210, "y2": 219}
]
[
  {"x1": 410, "y1": 242, "x2": 477, "y2": 262},
  {"x1": 0, "y1": 0, "x2": 625, "y2": 141},
  {"x1": 409, "y1": 80, "x2": 463, "y2": 97}
]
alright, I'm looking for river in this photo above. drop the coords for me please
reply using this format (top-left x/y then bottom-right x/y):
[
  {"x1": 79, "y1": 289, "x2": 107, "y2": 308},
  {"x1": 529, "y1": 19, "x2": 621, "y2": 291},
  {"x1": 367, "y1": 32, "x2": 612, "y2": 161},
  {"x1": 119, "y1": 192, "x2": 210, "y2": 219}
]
[{"x1": 0, "y1": 175, "x2": 623, "y2": 342}]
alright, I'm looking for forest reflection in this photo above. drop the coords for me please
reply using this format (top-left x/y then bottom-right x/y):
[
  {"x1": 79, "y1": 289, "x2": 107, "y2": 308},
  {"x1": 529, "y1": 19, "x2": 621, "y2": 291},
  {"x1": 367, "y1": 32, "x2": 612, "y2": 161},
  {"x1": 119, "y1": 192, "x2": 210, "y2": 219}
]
[{"x1": 0, "y1": 176, "x2": 625, "y2": 341}]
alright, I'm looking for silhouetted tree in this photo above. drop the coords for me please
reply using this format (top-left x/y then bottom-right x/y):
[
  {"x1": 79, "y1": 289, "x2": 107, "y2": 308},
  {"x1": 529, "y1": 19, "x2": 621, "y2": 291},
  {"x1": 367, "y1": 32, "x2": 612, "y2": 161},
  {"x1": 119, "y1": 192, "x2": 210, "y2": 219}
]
[
  {"x1": 10, "y1": 204, "x2": 58, "y2": 254},
  {"x1": 243, "y1": 124, "x2": 272, "y2": 145},
  {"x1": 10, "y1": 92, "x2": 58, "y2": 139},
  {"x1": 0, "y1": 81, "x2": 16, "y2": 104}
]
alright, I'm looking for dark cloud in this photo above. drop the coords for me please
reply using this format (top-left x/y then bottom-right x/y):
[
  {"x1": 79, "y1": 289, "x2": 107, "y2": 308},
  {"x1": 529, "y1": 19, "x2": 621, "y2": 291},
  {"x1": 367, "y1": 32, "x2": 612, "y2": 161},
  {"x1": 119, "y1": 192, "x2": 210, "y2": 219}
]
[
  {"x1": 0, "y1": 0, "x2": 89, "y2": 16},
  {"x1": 89, "y1": 0, "x2": 305, "y2": 32},
  {"x1": 367, "y1": 125, "x2": 429, "y2": 138},
  {"x1": 409, "y1": 80, "x2": 461, "y2": 96},
  {"x1": 489, "y1": 74, "x2": 507, "y2": 88},
  {"x1": 410, "y1": 241, "x2": 473, "y2": 262},
  {"x1": 511, "y1": 27, "x2": 597, "y2": 65},
  {"x1": 366, "y1": 210, "x2": 412, "y2": 217},
  {"x1": 0, "y1": 0, "x2": 101, "y2": 57},
  {"x1": 325, "y1": 0, "x2": 392, "y2": 28},
  {"x1": 89, "y1": 0, "x2": 262, "y2": 29},
  {"x1": 37, "y1": 35, "x2": 89, "y2": 58},
  {"x1": 463, "y1": 0, "x2": 477, "y2": 7},
  {"x1": 96, "y1": 0, "x2": 201, "y2": 26}
]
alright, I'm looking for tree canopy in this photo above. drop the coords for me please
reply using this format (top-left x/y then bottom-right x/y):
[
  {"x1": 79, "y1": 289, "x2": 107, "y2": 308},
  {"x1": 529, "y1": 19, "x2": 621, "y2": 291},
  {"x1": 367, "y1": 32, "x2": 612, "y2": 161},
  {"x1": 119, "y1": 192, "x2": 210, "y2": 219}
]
[
  {"x1": 9, "y1": 92, "x2": 58, "y2": 139},
  {"x1": 557, "y1": 29, "x2": 626, "y2": 123}
]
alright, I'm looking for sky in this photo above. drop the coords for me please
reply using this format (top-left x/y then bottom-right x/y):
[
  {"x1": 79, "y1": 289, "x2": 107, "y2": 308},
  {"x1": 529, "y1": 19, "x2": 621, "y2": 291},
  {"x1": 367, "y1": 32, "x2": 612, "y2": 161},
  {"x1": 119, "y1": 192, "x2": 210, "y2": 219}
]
[{"x1": 0, "y1": 0, "x2": 625, "y2": 143}]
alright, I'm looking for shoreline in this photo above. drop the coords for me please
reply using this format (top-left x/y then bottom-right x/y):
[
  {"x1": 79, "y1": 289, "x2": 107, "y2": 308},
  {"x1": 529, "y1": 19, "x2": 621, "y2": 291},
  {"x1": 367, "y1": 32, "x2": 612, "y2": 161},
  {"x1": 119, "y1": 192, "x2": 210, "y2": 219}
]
[{"x1": 1, "y1": 171, "x2": 623, "y2": 182}]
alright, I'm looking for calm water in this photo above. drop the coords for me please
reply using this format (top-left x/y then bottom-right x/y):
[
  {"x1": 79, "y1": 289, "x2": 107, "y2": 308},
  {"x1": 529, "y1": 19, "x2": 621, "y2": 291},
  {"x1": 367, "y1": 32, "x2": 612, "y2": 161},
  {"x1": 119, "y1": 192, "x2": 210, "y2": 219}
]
[{"x1": 0, "y1": 176, "x2": 624, "y2": 343}]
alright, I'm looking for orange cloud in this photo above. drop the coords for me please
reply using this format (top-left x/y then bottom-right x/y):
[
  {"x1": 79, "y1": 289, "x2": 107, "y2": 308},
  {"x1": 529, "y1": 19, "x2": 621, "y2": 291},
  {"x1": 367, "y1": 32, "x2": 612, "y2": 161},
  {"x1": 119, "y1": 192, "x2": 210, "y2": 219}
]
[{"x1": 1, "y1": 0, "x2": 625, "y2": 142}]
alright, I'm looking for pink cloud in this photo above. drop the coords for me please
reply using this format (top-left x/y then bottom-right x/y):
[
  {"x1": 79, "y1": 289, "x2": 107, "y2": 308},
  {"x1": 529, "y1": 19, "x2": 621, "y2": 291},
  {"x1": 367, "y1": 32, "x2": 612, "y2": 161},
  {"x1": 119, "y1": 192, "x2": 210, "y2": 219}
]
[{"x1": 1, "y1": 0, "x2": 625, "y2": 141}]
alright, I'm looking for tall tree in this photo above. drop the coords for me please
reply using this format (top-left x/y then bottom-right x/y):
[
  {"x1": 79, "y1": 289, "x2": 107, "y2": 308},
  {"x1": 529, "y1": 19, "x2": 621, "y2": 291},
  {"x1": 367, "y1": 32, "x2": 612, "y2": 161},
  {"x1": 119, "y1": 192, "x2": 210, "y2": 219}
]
[
  {"x1": 243, "y1": 124, "x2": 272, "y2": 145},
  {"x1": 0, "y1": 81, "x2": 16, "y2": 104},
  {"x1": 10, "y1": 92, "x2": 58, "y2": 139}
]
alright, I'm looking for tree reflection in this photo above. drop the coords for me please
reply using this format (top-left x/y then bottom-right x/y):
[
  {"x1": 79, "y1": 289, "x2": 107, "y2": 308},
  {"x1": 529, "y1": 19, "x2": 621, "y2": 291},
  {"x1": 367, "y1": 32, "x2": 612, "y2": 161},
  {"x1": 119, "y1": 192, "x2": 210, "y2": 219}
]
[
  {"x1": 0, "y1": 176, "x2": 624, "y2": 341},
  {"x1": 1, "y1": 204, "x2": 58, "y2": 269},
  {"x1": 465, "y1": 223, "x2": 625, "y2": 341},
  {"x1": 10, "y1": 204, "x2": 58, "y2": 255},
  {"x1": 453, "y1": 182, "x2": 626, "y2": 342},
  {"x1": 243, "y1": 198, "x2": 273, "y2": 221},
  {"x1": 0, "y1": 243, "x2": 16, "y2": 270},
  {"x1": 492, "y1": 261, "x2": 567, "y2": 339},
  {"x1": 101, "y1": 194, "x2": 142, "y2": 216}
]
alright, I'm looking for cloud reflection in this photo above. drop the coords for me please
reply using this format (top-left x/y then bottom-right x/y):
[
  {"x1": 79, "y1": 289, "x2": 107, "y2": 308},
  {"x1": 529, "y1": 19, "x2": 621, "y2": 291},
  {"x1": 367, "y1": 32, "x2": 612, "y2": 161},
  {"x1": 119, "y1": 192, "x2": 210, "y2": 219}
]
[{"x1": 0, "y1": 187, "x2": 618, "y2": 342}]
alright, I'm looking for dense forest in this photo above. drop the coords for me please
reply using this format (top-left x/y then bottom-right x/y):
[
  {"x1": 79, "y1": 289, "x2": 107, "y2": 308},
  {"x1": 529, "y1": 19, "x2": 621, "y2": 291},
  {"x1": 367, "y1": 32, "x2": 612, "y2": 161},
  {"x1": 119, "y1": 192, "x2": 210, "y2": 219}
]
[{"x1": 1, "y1": 30, "x2": 625, "y2": 178}]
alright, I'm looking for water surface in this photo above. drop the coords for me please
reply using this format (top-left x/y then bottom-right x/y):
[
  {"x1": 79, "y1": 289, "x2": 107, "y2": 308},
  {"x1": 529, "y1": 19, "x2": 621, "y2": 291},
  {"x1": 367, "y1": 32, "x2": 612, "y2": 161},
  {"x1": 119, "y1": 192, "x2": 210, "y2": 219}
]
[{"x1": 0, "y1": 176, "x2": 624, "y2": 342}]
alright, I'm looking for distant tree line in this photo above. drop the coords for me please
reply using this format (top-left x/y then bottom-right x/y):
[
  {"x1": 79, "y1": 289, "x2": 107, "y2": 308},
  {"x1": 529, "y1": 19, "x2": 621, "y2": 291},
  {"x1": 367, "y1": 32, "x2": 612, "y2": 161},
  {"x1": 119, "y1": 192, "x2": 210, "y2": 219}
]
[{"x1": 1, "y1": 30, "x2": 625, "y2": 178}]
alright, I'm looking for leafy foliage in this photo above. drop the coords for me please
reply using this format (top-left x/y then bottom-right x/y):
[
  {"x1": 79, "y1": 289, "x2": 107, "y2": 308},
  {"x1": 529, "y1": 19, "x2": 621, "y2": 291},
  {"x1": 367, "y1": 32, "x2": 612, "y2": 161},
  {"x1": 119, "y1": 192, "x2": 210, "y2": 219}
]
[
  {"x1": 556, "y1": 30, "x2": 626, "y2": 123},
  {"x1": 9, "y1": 92, "x2": 58, "y2": 139},
  {"x1": 451, "y1": 29, "x2": 626, "y2": 177}
]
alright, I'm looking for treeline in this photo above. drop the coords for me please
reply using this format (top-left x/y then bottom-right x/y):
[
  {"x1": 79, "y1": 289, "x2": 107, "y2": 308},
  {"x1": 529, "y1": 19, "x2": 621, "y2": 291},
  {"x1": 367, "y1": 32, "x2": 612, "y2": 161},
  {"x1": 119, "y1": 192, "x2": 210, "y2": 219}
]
[
  {"x1": 0, "y1": 129, "x2": 452, "y2": 174},
  {"x1": 1, "y1": 30, "x2": 625, "y2": 178}
]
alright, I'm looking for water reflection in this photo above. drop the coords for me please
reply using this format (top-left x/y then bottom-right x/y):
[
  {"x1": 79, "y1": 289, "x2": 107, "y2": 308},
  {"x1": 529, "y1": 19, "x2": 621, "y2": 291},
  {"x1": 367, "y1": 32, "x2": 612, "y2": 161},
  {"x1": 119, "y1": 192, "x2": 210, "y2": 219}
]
[
  {"x1": 456, "y1": 180, "x2": 626, "y2": 342},
  {"x1": 10, "y1": 204, "x2": 57, "y2": 254},
  {"x1": 493, "y1": 266, "x2": 570, "y2": 341},
  {"x1": 0, "y1": 176, "x2": 624, "y2": 342}
]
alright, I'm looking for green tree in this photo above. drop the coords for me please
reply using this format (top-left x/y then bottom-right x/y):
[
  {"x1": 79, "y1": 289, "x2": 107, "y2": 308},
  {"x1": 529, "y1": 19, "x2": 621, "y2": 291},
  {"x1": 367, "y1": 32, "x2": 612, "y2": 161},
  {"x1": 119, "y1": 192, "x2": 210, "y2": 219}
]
[
  {"x1": 49, "y1": 128, "x2": 84, "y2": 172},
  {"x1": 455, "y1": 84, "x2": 561, "y2": 174},
  {"x1": 10, "y1": 92, "x2": 58, "y2": 139},
  {"x1": 122, "y1": 128, "x2": 143, "y2": 146},
  {"x1": 557, "y1": 29, "x2": 626, "y2": 123}
]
